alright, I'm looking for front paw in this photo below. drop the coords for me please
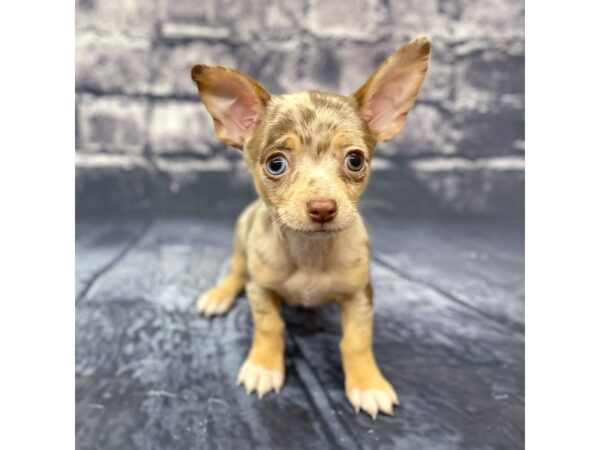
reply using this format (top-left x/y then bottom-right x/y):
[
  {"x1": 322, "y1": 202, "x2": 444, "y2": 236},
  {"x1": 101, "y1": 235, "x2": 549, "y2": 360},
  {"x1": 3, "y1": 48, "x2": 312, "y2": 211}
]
[
  {"x1": 196, "y1": 287, "x2": 236, "y2": 317},
  {"x1": 346, "y1": 375, "x2": 399, "y2": 419},
  {"x1": 237, "y1": 360, "x2": 285, "y2": 398}
]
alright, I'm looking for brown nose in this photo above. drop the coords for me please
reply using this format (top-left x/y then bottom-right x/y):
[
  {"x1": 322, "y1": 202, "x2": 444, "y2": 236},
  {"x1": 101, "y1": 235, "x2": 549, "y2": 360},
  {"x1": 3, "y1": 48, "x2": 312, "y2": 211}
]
[{"x1": 307, "y1": 199, "x2": 337, "y2": 223}]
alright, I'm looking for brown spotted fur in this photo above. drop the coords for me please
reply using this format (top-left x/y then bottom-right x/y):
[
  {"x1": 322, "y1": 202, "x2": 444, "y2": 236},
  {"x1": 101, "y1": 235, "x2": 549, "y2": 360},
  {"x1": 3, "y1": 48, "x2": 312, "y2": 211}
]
[{"x1": 191, "y1": 36, "x2": 430, "y2": 419}]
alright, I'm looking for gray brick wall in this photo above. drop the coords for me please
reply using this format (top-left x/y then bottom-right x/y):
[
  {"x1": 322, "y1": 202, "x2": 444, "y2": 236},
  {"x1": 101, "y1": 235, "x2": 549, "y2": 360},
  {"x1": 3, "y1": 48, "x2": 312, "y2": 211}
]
[{"x1": 76, "y1": 0, "x2": 524, "y2": 217}]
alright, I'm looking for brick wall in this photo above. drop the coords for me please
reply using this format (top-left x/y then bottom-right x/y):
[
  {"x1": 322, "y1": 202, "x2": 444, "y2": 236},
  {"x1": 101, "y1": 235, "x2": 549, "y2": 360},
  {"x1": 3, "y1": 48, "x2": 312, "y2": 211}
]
[{"x1": 76, "y1": 0, "x2": 524, "y2": 217}]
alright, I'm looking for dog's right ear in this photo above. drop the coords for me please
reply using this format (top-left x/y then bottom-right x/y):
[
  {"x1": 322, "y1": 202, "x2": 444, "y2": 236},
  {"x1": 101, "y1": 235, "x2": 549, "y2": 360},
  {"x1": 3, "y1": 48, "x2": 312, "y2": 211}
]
[{"x1": 191, "y1": 65, "x2": 271, "y2": 149}]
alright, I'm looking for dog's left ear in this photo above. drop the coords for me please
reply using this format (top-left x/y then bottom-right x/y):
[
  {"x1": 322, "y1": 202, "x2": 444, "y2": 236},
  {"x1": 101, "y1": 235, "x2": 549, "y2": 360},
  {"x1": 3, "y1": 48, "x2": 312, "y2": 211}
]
[
  {"x1": 353, "y1": 36, "x2": 430, "y2": 142},
  {"x1": 191, "y1": 65, "x2": 271, "y2": 149}
]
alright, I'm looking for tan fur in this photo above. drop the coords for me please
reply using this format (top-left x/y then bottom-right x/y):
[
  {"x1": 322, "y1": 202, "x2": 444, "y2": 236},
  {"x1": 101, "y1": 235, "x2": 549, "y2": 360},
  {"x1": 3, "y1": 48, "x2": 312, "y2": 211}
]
[{"x1": 192, "y1": 36, "x2": 430, "y2": 419}]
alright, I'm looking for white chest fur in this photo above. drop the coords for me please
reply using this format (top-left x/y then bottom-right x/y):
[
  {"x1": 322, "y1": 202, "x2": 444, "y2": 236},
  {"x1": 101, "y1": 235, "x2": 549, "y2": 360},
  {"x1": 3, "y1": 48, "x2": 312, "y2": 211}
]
[
  {"x1": 278, "y1": 268, "x2": 335, "y2": 307},
  {"x1": 250, "y1": 229, "x2": 369, "y2": 307}
]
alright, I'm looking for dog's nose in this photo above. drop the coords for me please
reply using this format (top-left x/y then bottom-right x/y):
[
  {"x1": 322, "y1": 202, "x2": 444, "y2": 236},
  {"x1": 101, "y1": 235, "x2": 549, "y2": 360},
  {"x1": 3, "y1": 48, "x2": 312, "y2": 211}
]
[{"x1": 307, "y1": 199, "x2": 337, "y2": 223}]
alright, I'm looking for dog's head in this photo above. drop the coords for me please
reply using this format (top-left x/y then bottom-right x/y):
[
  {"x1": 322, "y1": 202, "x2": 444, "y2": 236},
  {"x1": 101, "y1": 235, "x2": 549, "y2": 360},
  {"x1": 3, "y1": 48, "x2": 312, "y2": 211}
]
[{"x1": 192, "y1": 36, "x2": 430, "y2": 235}]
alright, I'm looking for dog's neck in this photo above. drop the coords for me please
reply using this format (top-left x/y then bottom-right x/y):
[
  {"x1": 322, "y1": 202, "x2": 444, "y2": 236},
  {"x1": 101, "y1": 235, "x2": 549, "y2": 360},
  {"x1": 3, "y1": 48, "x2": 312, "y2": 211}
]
[
  {"x1": 280, "y1": 227, "x2": 337, "y2": 270},
  {"x1": 264, "y1": 208, "x2": 339, "y2": 270}
]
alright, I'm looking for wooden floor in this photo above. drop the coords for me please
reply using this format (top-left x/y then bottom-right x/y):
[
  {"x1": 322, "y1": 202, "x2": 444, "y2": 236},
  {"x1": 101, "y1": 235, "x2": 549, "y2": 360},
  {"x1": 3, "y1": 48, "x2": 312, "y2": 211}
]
[{"x1": 76, "y1": 216, "x2": 524, "y2": 450}]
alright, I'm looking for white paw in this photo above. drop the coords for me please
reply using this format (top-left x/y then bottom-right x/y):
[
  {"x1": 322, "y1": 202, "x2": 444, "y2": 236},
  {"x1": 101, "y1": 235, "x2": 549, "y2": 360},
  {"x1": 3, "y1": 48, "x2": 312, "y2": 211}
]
[
  {"x1": 196, "y1": 292, "x2": 234, "y2": 317},
  {"x1": 347, "y1": 387, "x2": 399, "y2": 419},
  {"x1": 237, "y1": 361, "x2": 284, "y2": 398}
]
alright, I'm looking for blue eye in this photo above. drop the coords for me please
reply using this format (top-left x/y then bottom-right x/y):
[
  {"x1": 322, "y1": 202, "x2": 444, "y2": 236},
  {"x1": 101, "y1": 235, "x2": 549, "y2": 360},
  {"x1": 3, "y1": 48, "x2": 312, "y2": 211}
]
[
  {"x1": 345, "y1": 151, "x2": 365, "y2": 171},
  {"x1": 266, "y1": 155, "x2": 288, "y2": 176}
]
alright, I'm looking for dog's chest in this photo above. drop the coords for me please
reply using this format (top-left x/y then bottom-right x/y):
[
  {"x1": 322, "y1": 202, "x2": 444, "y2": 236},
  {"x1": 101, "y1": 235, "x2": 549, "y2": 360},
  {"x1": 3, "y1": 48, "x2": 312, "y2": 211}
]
[
  {"x1": 248, "y1": 223, "x2": 370, "y2": 306},
  {"x1": 268, "y1": 242, "x2": 367, "y2": 307},
  {"x1": 278, "y1": 268, "x2": 335, "y2": 307}
]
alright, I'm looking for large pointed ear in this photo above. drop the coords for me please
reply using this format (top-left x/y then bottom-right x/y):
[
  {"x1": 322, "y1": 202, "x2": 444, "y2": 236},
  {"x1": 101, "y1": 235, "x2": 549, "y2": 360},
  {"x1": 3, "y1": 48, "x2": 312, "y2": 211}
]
[
  {"x1": 353, "y1": 36, "x2": 430, "y2": 142},
  {"x1": 191, "y1": 65, "x2": 271, "y2": 149}
]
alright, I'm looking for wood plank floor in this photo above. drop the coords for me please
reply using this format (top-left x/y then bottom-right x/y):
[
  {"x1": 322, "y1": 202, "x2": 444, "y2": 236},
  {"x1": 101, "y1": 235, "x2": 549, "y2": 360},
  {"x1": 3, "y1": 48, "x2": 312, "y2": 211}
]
[{"x1": 76, "y1": 217, "x2": 524, "y2": 450}]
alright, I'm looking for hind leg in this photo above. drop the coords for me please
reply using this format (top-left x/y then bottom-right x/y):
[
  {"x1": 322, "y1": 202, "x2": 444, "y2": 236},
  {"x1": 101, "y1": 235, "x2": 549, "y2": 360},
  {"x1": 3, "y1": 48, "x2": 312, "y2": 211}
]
[{"x1": 197, "y1": 229, "x2": 246, "y2": 317}]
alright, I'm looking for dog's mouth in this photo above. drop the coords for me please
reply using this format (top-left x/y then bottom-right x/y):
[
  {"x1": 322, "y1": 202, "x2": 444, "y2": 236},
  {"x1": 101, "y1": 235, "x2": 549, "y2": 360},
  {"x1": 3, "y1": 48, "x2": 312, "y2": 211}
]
[
  {"x1": 272, "y1": 207, "x2": 356, "y2": 236},
  {"x1": 278, "y1": 219, "x2": 347, "y2": 237},
  {"x1": 289, "y1": 229, "x2": 343, "y2": 239},
  {"x1": 298, "y1": 225, "x2": 343, "y2": 235}
]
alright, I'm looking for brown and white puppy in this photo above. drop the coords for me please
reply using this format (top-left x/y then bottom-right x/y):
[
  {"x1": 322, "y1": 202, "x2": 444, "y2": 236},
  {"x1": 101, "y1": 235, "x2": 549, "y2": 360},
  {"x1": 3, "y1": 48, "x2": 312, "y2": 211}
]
[{"x1": 191, "y1": 36, "x2": 430, "y2": 419}]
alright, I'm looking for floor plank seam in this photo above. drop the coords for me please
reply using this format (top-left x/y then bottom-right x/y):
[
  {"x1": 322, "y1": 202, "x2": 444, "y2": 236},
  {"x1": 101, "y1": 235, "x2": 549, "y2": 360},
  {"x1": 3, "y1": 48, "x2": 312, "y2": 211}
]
[
  {"x1": 288, "y1": 334, "x2": 363, "y2": 450},
  {"x1": 75, "y1": 219, "x2": 524, "y2": 448},
  {"x1": 76, "y1": 220, "x2": 154, "y2": 304},
  {"x1": 372, "y1": 254, "x2": 524, "y2": 336},
  {"x1": 366, "y1": 218, "x2": 524, "y2": 264}
]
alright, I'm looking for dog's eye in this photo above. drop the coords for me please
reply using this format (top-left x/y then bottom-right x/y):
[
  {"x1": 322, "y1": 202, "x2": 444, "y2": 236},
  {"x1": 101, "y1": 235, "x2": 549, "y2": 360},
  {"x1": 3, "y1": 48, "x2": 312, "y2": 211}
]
[
  {"x1": 345, "y1": 151, "x2": 365, "y2": 171},
  {"x1": 265, "y1": 155, "x2": 288, "y2": 176}
]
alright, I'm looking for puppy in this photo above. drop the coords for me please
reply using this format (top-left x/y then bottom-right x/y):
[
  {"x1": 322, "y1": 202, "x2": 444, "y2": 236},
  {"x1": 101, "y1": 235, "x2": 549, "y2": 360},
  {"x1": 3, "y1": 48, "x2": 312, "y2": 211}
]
[{"x1": 191, "y1": 36, "x2": 430, "y2": 419}]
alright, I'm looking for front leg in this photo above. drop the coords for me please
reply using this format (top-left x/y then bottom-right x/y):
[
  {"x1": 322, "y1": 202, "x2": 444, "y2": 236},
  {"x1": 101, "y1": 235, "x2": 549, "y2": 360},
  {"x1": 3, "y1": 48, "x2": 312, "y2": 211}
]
[
  {"x1": 339, "y1": 283, "x2": 398, "y2": 419},
  {"x1": 237, "y1": 281, "x2": 285, "y2": 398}
]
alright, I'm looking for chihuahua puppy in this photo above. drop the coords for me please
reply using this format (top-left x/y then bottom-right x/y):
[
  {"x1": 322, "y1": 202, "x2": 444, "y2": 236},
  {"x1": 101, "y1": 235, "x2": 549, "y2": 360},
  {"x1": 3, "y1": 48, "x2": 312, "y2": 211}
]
[{"x1": 191, "y1": 36, "x2": 430, "y2": 419}]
